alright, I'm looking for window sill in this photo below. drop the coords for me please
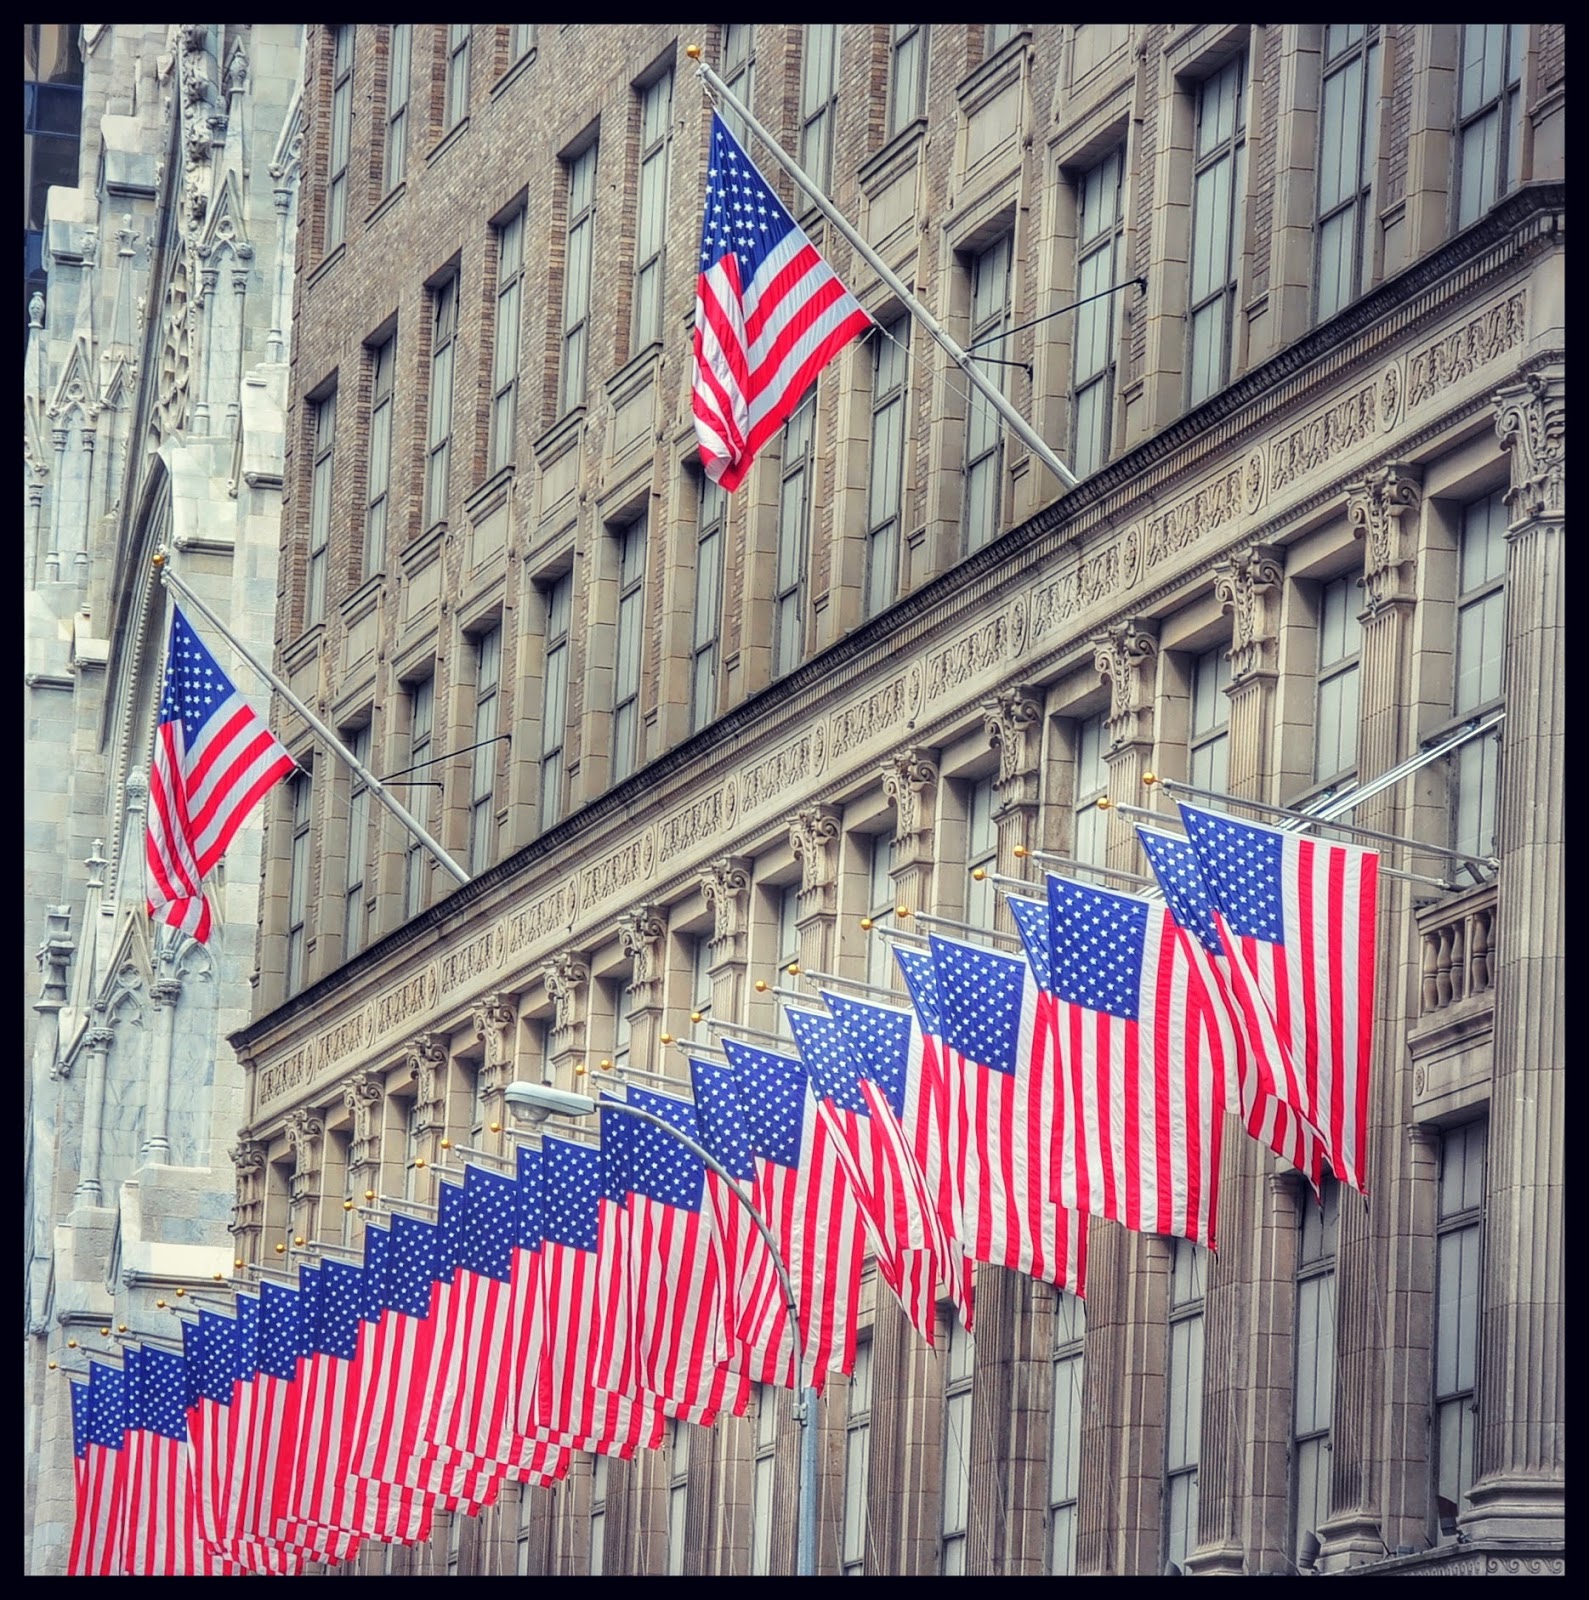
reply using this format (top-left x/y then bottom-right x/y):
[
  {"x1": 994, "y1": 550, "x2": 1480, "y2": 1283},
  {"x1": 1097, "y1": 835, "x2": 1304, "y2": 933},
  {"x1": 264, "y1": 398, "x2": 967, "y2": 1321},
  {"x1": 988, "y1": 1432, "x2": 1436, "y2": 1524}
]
[
  {"x1": 305, "y1": 241, "x2": 345, "y2": 291},
  {"x1": 367, "y1": 182, "x2": 406, "y2": 228},
  {"x1": 427, "y1": 116, "x2": 470, "y2": 167},
  {"x1": 491, "y1": 49, "x2": 536, "y2": 100}
]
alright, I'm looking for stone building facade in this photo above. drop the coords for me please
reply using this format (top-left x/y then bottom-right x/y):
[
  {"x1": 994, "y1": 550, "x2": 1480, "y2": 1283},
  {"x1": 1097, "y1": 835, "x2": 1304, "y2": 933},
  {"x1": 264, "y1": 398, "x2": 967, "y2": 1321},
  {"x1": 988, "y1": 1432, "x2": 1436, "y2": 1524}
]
[
  {"x1": 23, "y1": 23, "x2": 304, "y2": 1577},
  {"x1": 232, "y1": 24, "x2": 1561, "y2": 1576}
]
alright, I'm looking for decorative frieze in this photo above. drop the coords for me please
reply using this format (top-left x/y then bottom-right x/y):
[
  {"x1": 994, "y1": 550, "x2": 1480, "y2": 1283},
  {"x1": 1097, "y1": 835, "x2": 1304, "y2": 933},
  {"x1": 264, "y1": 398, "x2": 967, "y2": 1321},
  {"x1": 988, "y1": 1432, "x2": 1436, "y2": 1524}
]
[
  {"x1": 1405, "y1": 291, "x2": 1527, "y2": 412},
  {"x1": 1214, "y1": 544, "x2": 1285, "y2": 681},
  {"x1": 579, "y1": 831, "x2": 655, "y2": 909},
  {"x1": 1267, "y1": 382, "x2": 1379, "y2": 497},
  {"x1": 1091, "y1": 619, "x2": 1160, "y2": 751},
  {"x1": 1494, "y1": 368, "x2": 1565, "y2": 525},
  {"x1": 1348, "y1": 465, "x2": 1423, "y2": 612},
  {"x1": 439, "y1": 926, "x2": 504, "y2": 996},
  {"x1": 829, "y1": 670, "x2": 920, "y2": 761},
  {"x1": 658, "y1": 781, "x2": 737, "y2": 865},
  {"x1": 505, "y1": 879, "x2": 578, "y2": 955},
  {"x1": 741, "y1": 730, "x2": 825, "y2": 816},
  {"x1": 1143, "y1": 460, "x2": 1247, "y2": 569},
  {"x1": 925, "y1": 609, "x2": 1016, "y2": 702}
]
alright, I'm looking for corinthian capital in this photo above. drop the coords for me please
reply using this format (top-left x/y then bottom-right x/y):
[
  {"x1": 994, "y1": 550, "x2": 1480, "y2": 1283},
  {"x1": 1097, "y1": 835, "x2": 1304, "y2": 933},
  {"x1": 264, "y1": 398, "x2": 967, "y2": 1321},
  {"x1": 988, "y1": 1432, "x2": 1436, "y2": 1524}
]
[
  {"x1": 981, "y1": 688, "x2": 1044, "y2": 794},
  {"x1": 1348, "y1": 464, "x2": 1423, "y2": 612},
  {"x1": 1091, "y1": 619, "x2": 1160, "y2": 750},
  {"x1": 1494, "y1": 367, "x2": 1565, "y2": 525},
  {"x1": 617, "y1": 906, "x2": 669, "y2": 986},
  {"x1": 788, "y1": 804, "x2": 843, "y2": 895},
  {"x1": 881, "y1": 749, "x2": 939, "y2": 844},
  {"x1": 1213, "y1": 544, "x2": 1285, "y2": 681}
]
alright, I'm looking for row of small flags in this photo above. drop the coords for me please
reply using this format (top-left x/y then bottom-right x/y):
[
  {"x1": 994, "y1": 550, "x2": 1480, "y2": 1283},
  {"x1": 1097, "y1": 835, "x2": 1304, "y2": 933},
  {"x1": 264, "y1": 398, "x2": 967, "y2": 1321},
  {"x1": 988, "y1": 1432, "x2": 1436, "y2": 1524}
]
[{"x1": 71, "y1": 802, "x2": 1376, "y2": 1573}]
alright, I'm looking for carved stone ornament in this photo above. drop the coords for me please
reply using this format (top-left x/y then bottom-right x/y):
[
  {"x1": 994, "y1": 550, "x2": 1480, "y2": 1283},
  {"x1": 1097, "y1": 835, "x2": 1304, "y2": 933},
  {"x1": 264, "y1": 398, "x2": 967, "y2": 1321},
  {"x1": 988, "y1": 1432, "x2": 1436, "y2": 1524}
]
[
  {"x1": 700, "y1": 857, "x2": 753, "y2": 945},
  {"x1": 1347, "y1": 464, "x2": 1423, "y2": 612},
  {"x1": 343, "y1": 1070, "x2": 383, "y2": 1169},
  {"x1": 230, "y1": 1138, "x2": 267, "y2": 1176},
  {"x1": 981, "y1": 688, "x2": 1044, "y2": 791},
  {"x1": 540, "y1": 953, "x2": 591, "y2": 1043},
  {"x1": 617, "y1": 906, "x2": 669, "y2": 987},
  {"x1": 1494, "y1": 368, "x2": 1565, "y2": 525},
  {"x1": 788, "y1": 804, "x2": 843, "y2": 895},
  {"x1": 1091, "y1": 619, "x2": 1160, "y2": 750},
  {"x1": 881, "y1": 750, "x2": 939, "y2": 844},
  {"x1": 1213, "y1": 544, "x2": 1285, "y2": 681},
  {"x1": 471, "y1": 993, "x2": 517, "y2": 1052}
]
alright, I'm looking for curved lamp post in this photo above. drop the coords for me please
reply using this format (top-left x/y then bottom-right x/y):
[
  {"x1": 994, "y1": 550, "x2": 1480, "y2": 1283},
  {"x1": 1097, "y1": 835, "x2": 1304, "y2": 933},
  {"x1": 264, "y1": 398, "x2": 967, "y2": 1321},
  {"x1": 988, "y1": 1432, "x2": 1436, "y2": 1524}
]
[{"x1": 503, "y1": 1080, "x2": 819, "y2": 1577}]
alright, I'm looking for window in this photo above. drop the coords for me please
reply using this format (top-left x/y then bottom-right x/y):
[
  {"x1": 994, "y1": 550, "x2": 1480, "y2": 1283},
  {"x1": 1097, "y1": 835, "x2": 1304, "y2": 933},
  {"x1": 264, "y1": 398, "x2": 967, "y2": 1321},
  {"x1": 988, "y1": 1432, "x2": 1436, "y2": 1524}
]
[
  {"x1": 490, "y1": 210, "x2": 525, "y2": 474},
  {"x1": 634, "y1": 70, "x2": 673, "y2": 352},
  {"x1": 1434, "y1": 1122, "x2": 1486, "y2": 1537},
  {"x1": 511, "y1": 24, "x2": 536, "y2": 62},
  {"x1": 426, "y1": 276, "x2": 458, "y2": 527},
  {"x1": 1313, "y1": 574, "x2": 1362, "y2": 784},
  {"x1": 589, "y1": 1453, "x2": 609, "y2": 1575},
  {"x1": 866, "y1": 322, "x2": 909, "y2": 617},
  {"x1": 777, "y1": 882, "x2": 802, "y2": 976},
  {"x1": 965, "y1": 776, "x2": 997, "y2": 930},
  {"x1": 987, "y1": 24, "x2": 1021, "y2": 53},
  {"x1": 1456, "y1": 25, "x2": 1525, "y2": 229},
  {"x1": 515, "y1": 1482, "x2": 535, "y2": 1574},
  {"x1": 750, "y1": 1384, "x2": 778, "y2": 1575},
  {"x1": 964, "y1": 235, "x2": 1013, "y2": 553},
  {"x1": 665, "y1": 1420, "x2": 690, "y2": 1575},
  {"x1": 1164, "y1": 1238, "x2": 1207, "y2": 1571},
  {"x1": 403, "y1": 1095, "x2": 424, "y2": 1201},
  {"x1": 601, "y1": 973, "x2": 633, "y2": 1076},
  {"x1": 1292, "y1": 1180, "x2": 1339, "y2": 1566},
  {"x1": 365, "y1": 334, "x2": 395, "y2": 575},
  {"x1": 339, "y1": 1129, "x2": 360, "y2": 1248},
  {"x1": 540, "y1": 575, "x2": 572, "y2": 828},
  {"x1": 799, "y1": 25, "x2": 840, "y2": 207},
  {"x1": 1453, "y1": 490, "x2": 1507, "y2": 859},
  {"x1": 1189, "y1": 646, "x2": 1232, "y2": 797},
  {"x1": 1315, "y1": 26, "x2": 1380, "y2": 321},
  {"x1": 1072, "y1": 714, "x2": 1108, "y2": 867},
  {"x1": 343, "y1": 724, "x2": 372, "y2": 958},
  {"x1": 692, "y1": 476, "x2": 726, "y2": 733},
  {"x1": 307, "y1": 389, "x2": 336, "y2": 626},
  {"x1": 940, "y1": 1312, "x2": 975, "y2": 1575},
  {"x1": 721, "y1": 24, "x2": 756, "y2": 145},
  {"x1": 774, "y1": 393, "x2": 815, "y2": 679},
  {"x1": 1048, "y1": 1290, "x2": 1086, "y2": 1575},
  {"x1": 1072, "y1": 150, "x2": 1123, "y2": 479},
  {"x1": 1187, "y1": 54, "x2": 1247, "y2": 406},
  {"x1": 864, "y1": 834, "x2": 897, "y2": 992},
  {"x1": 384, "y1": 24, "x2": 412, "y2": 191},
  {"x1": 285, "y1": 769, "x2": 313, "y2": 995},
  {"x1": 560, "y1": 142, "x2": 598, "y2": 415},
  {"x1": 468, "y1": 1059, "x2": 487, "y2": 1143},
  {"x1": 444, "y1": 24, "x2": 471, "y2": 129},
  {"x1": 325, "y1": 26, "x2": 354, "y2": 254},
  {"x1": 468, "y1": 626, "x2": 501, "y2": 873},
  {"x1": 403, "y1": 676, "x2": 434, "y2": 918},
  {"x1": 888, "y1": 24, "x2": 926, "y2": 139},
  {"x1": 688, "y1": 932, "x2": 714, "y2": 1019},
  {"x1": 612, "y1": 518, "x2": 647, "y2": 784},
  {"x1": 842, "y1": 1337, "x2": 873, "y2": 1574}
]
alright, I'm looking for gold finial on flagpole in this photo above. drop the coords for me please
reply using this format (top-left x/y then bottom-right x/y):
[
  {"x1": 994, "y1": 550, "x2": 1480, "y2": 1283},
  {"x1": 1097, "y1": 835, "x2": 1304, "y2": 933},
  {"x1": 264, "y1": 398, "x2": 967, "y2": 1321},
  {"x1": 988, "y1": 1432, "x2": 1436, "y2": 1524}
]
[
  {"x1": 859, "y1": 917, "x2": 874, "y2": 931},
  {"x1": 685, "y1": 43, "x2": 702, "y2": 61},
  {"x1": 151, "y1": 549, "x2": 167, "y2": 569},
  {"x1": 1097, "y1": 797, "x2": 1113, "y2": 810},
  {"x1": 972, "y1": 869, "x2": 987, "y2": 881},
  {"x1": 1013, "y1": 844, "x2": 1029, "y2": 858},
  {"x1": 1143, "y1": 771, "x2": 1159, "y2": 786}
]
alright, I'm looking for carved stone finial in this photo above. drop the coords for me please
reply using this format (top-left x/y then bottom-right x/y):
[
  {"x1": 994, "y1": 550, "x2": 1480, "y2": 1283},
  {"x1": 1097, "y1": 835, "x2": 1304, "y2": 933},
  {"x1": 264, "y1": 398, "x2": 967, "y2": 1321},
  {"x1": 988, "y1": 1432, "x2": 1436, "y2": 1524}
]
[
  {"x1": 1090, "y1": 620, "x2": 1160, "y2": 750},
  {"x1": 29, "y1": 291, "x2": 45, "y2": 329},
  {"x1": 1494, "y1": 369, "x2": 1565, "y2": 525},
  {"x1": 1213, "y1": 544, "x2": 1285, "y2": 681},
  {"x1": 1347, "y1": 464, "x2": 1423, "y2": 612}
]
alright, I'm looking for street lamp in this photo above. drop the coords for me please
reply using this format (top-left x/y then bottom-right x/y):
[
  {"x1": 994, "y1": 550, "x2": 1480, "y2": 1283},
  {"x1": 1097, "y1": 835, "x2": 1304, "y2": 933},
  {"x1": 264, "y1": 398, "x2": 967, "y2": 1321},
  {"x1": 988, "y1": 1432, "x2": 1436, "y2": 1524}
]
[{"x1": 503, "y1": 1080, "x2": 820, "y2": 1577}]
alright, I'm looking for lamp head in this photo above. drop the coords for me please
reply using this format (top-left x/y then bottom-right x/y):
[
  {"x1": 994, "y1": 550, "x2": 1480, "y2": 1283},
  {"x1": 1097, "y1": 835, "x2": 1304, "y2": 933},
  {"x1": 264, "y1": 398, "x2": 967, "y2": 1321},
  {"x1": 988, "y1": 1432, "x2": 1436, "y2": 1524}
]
[{"x1": 504, "y1": 1081, "x2": 598, "y2": 1126}]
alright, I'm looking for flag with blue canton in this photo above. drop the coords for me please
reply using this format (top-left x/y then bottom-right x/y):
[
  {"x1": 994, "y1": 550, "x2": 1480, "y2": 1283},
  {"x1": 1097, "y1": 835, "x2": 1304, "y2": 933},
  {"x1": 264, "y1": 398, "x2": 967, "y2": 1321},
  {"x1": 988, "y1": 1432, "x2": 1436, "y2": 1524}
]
[
  {"x1": 893, "y1": 943, "x2": 943, "y2": 1036},
  {"x1": 542, "y1": 1137, "x2": 602, "y2": 1251},
  {"x1": 929, "y1": 933, "x2": 1027, "y2": 1076},
  {"x1": 258, "y1": 1279, "x2": 301, "y2": 1381},
  {"x1": 436, "y1": 1180, "x2": 467, "y2": 1282},
  {"x1": 786, "y1": 1006, "x2": 868, "y2": 1115},
  {"x1": 1007, "y1": 893, "x2": 1056, "y2": 993},
  {"x1": 722, "y1": 1037, "x2": 808, "y2": 1167},
  {"x1": 69, "y1": 1361, "x2": 128, "y2": 1577},
  {"x1": 824, "y1": 990, "x2": 912, "y2": 1117},
  {"x1": 361, "y1": 1225, "x2": 391, "y2": 1321},
  {"x1": 386, "y1": 1213, "x2": 441, "y2": 1318},
  {"x1": 687, "y1": 1057, "x2": 756, "y2": 1182},
  {"x1": 627, "y1": 1086, "x2": 706, "y2": 1211}
]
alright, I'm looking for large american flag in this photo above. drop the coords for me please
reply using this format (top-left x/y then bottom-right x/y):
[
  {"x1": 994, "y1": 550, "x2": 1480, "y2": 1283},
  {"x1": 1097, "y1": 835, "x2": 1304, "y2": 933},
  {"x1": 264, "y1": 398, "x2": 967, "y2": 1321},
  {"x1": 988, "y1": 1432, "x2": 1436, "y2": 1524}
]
[
  {"x1": 146, "y1": 605, "x2": 294, "y2": 942},
  {"x1": 1040, "y1": 875, "x2": 1224, "y2": 1248},
  {"x1": 692, "y1": 111, "x2": 872, "y2": 491},
  {"x1": 1178, "y1": 802, "x2": 1378, "y2": 1196},
  {"x1": 67, "y1": 1362, "x2": 126, "y2": 1576},
  {"x1": 1137, "y1": 826, "x2": 1327, "y2": 1190}
]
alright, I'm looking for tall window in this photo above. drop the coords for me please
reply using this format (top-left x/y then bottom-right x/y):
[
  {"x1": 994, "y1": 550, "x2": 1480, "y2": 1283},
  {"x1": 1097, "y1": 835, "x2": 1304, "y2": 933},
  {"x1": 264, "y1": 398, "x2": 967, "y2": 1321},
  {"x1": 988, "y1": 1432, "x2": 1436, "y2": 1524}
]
[
  {"x1": 1072, "y1": 713, "x2": 1108, "y2": 866},
  {"x1": 866, "y1": 322, "x2": 909, "y2": 617},
  {"x1": 1456, "y1": 25, "x2": 1525, "y2": 229},
  {"x1": 365, "y1": 333, "x2": 395, "y2": 575},
  {"x1": 965, "y1": 776, "x2": 997, "y2": 930},
  {"x1": 285, "y1": 770, "x2": 313, "y2": 995},
  {"x1": 864, "y1": 833, "x2": 897, "y2": 991},
  {"x1": 325, "y1": 26, "x2": 354, "y2": 254},
  {"x1": 402, "y1": 1096, "x2": 423, "y2": 1201},
  {"x1": 633, "y1": 70, "x2": 673, "y2": 352},
  {"x1": 384, "y1": 24, "x2": 411, "y2": 191},
  {"x1": 1315, "y1": 26, "x2": 1380, "y2": 321},
  {"x1": 964, "y1": 234, "x2": 1013, "y2": 553},
  {"x1": 588, "y1": 1455, "x2": 608, "y2": 1575},
  {"x1": 600, "y1": 973, "x2": 632, "y2": 1076},
  {"x1": 776, "y1": 882, "x2": 802, "y2": 977},
  {"x1": 560, "y1": 142, "x2": 598, "y2": 415},
  {"x1": 721, "y1": 24, "x2": 756, "y2": 146},
  {"x1": 511, "y1": 24, "x2": 536, "y2": 62},
  {"x1": 987, "y1": 24, "x2": 1021, "y2": 53},
  {"x1": 692, "y1": 477, "x2": 726, "y2": 733},
  {"x1": 490, "y1": 210, "x2": 525, "y2": 475},
  {"x1": 774, "y1": 393, "x2": 815, "y2": 679},
  {"x1": 444, "y1": 24, "x2": 471, "y2": 129},
  {"x1": 940, "y1": 1312, "x2": 975, "y2": 1575},
  {"x1": 842, "y1": 1337, "x2": 873, "y2": 1575},
  {"x1": 1164, "y1": 1238, "x2": 1207, "y2": 1571},
  {"x1": 611, "y1": 518, "x2": 647, "y2": 784},
  {"x1": 1292, "y1": 1181, "x2": 1339, "y2": 1563},
  {"x1": 343, "y1": 724, "x2": 371, "y2": 958},
  {"x1": 1187, "y1": 54, "x2": 1247, "y2": 406},
  {"x1": 468, "y1": 625, "x2": 501, "y2": 873},
  {"x1": 403, "y1": 676, "x2": 434, "y2": 918},
  {"x1": 1453, "y1": 490, "x2": 1507, "y2": 859},
  {"x1": 888, "y1": 24, "x2": 926, "y2": 139},
  {"x1": 750, "y1": 1384, "x2": 778, "y2": 1575},
  {"x1": 1434, "y1": 1122, "x2": 1486, "y2": 1536},
  {"x1": 1313, "y1": 574, "x2": 1362, "y2": 784},
  {"x1": 540, "y1": 575, "x2": 571, "y2": 828},
  {"x1": 688, "y1": 931, "x2": 713, "y2": 1020},
  {"x1": 799, "y1": 25, "x2": 840, "y2": 207},
  {"x1": 307, "y1": 388, "x2": 336, "y2": 627},
  {"x1": 665, "y1": 1421, "x2": 691, "y2": 1575},
  {"x1": 1072, "y1": 150, "x2": 1123, "y2": 479},
  {"x1": 425, "y1": 276, "x2": 458, "y2": 527},
  {"x1": 1048, "y1": 1290, "x2": 1086, "y2": 1575},
  {"x1": 1189, "y1": 646, "x2": 1232, "y2": 797}
]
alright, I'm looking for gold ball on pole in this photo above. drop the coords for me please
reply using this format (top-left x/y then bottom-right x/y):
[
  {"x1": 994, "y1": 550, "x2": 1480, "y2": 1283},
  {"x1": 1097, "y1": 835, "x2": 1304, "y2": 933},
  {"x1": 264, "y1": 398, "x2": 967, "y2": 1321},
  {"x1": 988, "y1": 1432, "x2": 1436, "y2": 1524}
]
[
  {"x1": 1143, "y1": 771, "x2": 1159, "y2": 786},
  {"x1": 859, "y1": 917, "x2": 874, "y2": 931},
  {"x1": 971, "y1": 868, "x2": 986, "y2": 881},
  {"x1": 344, "y1": 1200, "x2": 355, "y2": 1211},
  {"x1": 685, "y1": 42, "x2": 702, "y2": 60},
  {"x1": 274, "y1": 1243, "x2": 285, "y2": 1255},
  {"x1": 659, "y1": 1032, "x2": 674, "y2": 1046},
  {"x1": 1013, "y1": 845, "x2": 1029, "y2": 858},
  {"x1": 489, "y1": 1122, "x2": 501, "y2": 1134}
]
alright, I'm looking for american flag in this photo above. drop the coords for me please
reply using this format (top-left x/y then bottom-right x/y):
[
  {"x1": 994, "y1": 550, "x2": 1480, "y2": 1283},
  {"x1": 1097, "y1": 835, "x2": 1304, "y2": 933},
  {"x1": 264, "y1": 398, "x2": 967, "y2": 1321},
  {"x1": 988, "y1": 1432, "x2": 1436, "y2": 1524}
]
[
  {"x1": 692, "y1": 111, "x2": 872, "y2": 491},
  {"x1": 146, "y1": 605, "x2": 294, "y2": 942},
  {"x1": 1041, "y1": 875, "x2": 1225, "y2": 1248},
  {"x1": 1178, "y1": 803, "x2": 1378, "y2": 1196},
  {"x1": 67, "y1": 1363, "x2": 126, "y2": 1576},
  {"x1": 927, "y1": 934, "x2": 1088, "y2": 1296},
  {"x1": 183, "y1": 1309, "x2": 244, "y2": 1564},
  {"x1": 720, "y1": 1036, "x2": 867, "y2": 1392},
  {"x1": 1137, "y1": 826, "x2": 1327, "y2": 1190}
]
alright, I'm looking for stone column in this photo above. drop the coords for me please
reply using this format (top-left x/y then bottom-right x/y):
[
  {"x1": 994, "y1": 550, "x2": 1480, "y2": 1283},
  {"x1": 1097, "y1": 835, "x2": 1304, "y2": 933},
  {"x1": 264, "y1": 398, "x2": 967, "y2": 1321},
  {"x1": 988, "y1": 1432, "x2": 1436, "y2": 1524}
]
[
  {"x1": 469, "y1": 994, "x2": 516, "y2": 1156},
  {"x1": 700, "y1": 856, "x2": 753, "y2": 1024},
  {"x1": 228, "y1": 1137, "x2": 268, "y2": 1264},
  {"x1": 72, "y1": 1024, "x2": 115, "y2": 1204},
  {"x1": 405, "y1": 1032, "x2": 450, "y2": 1207},
  {"x1": 1462, "y1": 370, "x2": 1564, "y2": 1543},
  {"x1": 342, "y1": 1070, "x2": 384, "y2": 1230},
  {"x1": 539, "y1": 955, "x2": 590, "y2": 1085},
  {"x1": 881, "y1": 749, "x2": 939, "y2": 914},
  {"x1": 788, "y1": 804, "x2": 843, "y2": 976},
  {"x1": 617, "y1": 906, "x2": 668, "y2": 1078},
  {"x1": 284, "y1": 1109, "x2": 325, "y2": 1244},
  {"x1": 141, "y1": 975, "x2": 183, "y2": 1162}
]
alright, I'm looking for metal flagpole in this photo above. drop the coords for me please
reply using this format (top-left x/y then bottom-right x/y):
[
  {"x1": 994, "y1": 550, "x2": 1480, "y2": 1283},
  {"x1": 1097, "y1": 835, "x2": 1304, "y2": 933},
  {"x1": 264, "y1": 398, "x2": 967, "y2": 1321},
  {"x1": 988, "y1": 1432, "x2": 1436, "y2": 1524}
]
[
  {"x1": 688, "y1": 46, "x2": 1081, "y2": 493},
  {"x1": 153, "y1": 553, "x2": 471, "y2": 887}
]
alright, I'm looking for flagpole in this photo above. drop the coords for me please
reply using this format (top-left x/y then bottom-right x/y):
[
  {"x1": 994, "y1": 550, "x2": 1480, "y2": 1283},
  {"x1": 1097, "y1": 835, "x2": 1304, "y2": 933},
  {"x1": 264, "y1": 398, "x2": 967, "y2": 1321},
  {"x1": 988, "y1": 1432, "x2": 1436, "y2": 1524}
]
[
  {"x1": 688, "y1": 46, "x2": 1081, "y2": 493},
  {"x1": 153, "y1": 553, "x2": 470, "y2": 888}
]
